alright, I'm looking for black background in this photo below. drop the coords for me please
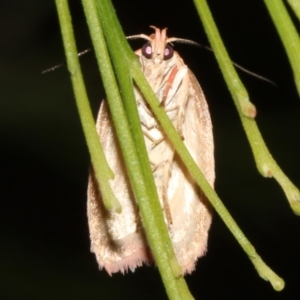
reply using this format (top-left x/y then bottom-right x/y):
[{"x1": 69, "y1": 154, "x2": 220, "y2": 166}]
[{"x1": 1, "y1": 1, "x2": 300, "y2": 299}]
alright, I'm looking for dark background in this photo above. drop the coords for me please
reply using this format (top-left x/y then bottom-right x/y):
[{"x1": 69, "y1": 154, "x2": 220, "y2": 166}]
[{"x1": 1, "y1": 1, "x2": 300, "y2": 299}]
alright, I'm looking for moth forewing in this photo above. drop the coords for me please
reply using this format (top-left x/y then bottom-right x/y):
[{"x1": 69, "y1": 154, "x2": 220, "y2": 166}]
[
  {"x1": 88, "y1": 101, "x2": 151, "y2": 275},
  {"x1": 87, "y1": 26, "x2": 215, "y2": 275}
]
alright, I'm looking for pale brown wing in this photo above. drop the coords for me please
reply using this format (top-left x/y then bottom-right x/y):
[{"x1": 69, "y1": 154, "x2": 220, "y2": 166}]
[
  {"x1": 87, "y1": 101, "x2": 152, "y2": 275},
  {"x1": 166, "y1": 69, "x2": 214, "y2": 273}
]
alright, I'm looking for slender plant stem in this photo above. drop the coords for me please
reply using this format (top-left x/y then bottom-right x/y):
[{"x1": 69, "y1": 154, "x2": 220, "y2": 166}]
[
  {"x1": 287, "y1": 0, "x2": 300, "y2": 21},
  {"x1": 54, "y1": 0, "x2": 121, "y2": 212},
  {"x1": 191, "y1": 0, "x2": 288, "y2": 290},
  {"x1": 192, "y1": 0, "x2": 300, "y2": 216},
  {"x1": 265, "y1": 0, "x2": 300, "y2": 96}
]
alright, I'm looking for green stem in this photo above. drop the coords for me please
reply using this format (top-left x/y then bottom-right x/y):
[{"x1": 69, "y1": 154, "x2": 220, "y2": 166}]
[
  {"x1": 190, "y1": 0, "x2": 288, "y2": 290},
  {"x1": 287, "y1": 0, "x2": 300, "y2": 21},
  {"x1": 193, "y1": 1, "x2": 300, "y2": 213},
  {"x1": 55, "y1": 0, "x2": 121, "y2": 212},
  {"x1": 265, "y1": 0, "x2": 300, "y2": 96}
]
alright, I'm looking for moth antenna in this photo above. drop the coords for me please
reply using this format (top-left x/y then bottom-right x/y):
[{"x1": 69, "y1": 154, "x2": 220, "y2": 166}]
[
  {"x1": 230, "y1": 61, "x2": 277, "y2": 86},
  {"x1": 168, "y1": 38, "x2": 276, "y2": 87},
  {"x1": 126, "y1": 34, "x2": 151, "y2": 41},
  {"x1": 41, "y1": 48, "x2": 92, "y2": 74},
  {"x1": 167, "y1": 37, "x2": 205, "y2": 48},
  {"x1": 78, "y1": 48, "x2": 92, "y2": 57},
  {"x1": 41, "y1": 63, "x2": 64, "y2": 74}
]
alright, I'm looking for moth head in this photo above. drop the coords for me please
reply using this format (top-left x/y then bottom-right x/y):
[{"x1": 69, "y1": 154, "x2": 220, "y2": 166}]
[
  {"x1": 141, "y1": 26, "x2": 174, "y2": 64},
  {"x1": 127, "y1": 26, "x2": 200, "y2": 65},
  {"x1": 127, "y1": 26, "x2": 175, "y2": 65}
]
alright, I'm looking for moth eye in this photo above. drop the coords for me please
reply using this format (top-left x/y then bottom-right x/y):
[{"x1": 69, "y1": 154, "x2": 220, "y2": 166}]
[
  {"x1": 164, "y1": 44, "x2": 174, "y2": 60},
  {"x1": 142, "y1": 42, "x2": 152, "y2": 59}
]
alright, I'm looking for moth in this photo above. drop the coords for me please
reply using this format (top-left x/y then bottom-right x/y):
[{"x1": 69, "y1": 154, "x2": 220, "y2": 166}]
[{"x1": 87, "y1": 26, "x2": 215, "y2": 275}]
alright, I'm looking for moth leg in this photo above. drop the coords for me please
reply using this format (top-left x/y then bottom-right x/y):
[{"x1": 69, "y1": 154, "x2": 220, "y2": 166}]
[
  {"x1": 137, "y1": 99, "x2": 152, "y2": 116},
  {"x1": 176, "y1": 106, "x2": 186, "y2": 139},
  {"x1": 143, "y1": 130, "x2": 175, "y2": 227},
  {"x1": 162, "y1": 157, "x2": 174, "y2": 226},
  {"x1": 175, "y1": 92, "x2": 189, "y2": 139},
  {"x1": 143, "y1": 130, "x2": 165, "y2": 149},
  {"x1": 161, "y1": 65, "x2": 179, "y2": 107},
  {"x1": 163, "y1": 105, "x2": 185, "y2": 138},
  {"x1": 150, "y1": 157, "x2": 174, "y2": 227}
]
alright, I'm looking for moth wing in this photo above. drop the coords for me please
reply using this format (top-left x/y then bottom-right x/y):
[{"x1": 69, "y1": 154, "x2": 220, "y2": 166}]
[
  {"x1": 185, "y1": 70, "x2": 215, "y2": 186},
  {"x1": 87, "y1": 101, "x2": 151, "y2": 275},
  {"x1": 167, "y1": 69, "x2": 215, "y2": 273}
]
